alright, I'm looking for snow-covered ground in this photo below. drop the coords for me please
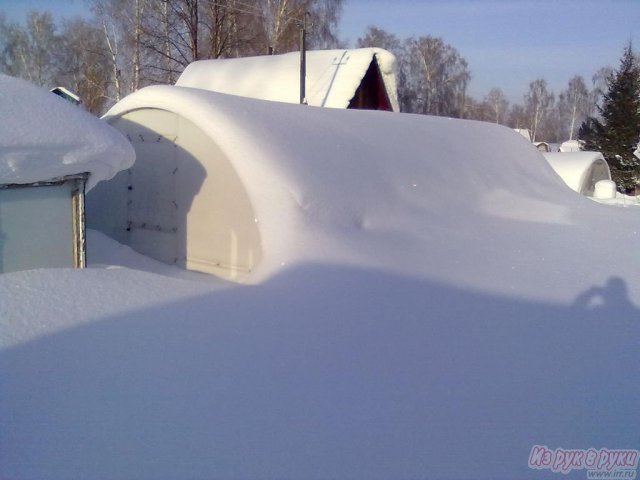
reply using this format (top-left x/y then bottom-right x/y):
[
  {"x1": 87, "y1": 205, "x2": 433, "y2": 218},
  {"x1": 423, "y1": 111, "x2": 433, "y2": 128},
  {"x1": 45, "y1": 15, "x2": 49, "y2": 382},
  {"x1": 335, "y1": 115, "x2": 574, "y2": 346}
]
[
  {"x1": 2, "y1": 89, "x2": 640, "y2": 480},
  {"x1": 593, "y1": 191, "x2": 640, "y2": 207}
]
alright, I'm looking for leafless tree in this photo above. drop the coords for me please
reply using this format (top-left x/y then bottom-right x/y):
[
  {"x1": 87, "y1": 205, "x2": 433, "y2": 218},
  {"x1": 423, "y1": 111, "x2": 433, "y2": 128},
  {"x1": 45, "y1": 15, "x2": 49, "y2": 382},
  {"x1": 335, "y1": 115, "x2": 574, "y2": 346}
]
[
  {"x1": 484, "y1": 88, "x2": 509, "y2": 124},
  {"x1": 0, "y1": 11, "x2": 61, "y2": 86},
  {"x1": 404, "y1": 35, "x2": 470, "y2": 117},
  {"x1": 58, "y1": 18, "x2": 113, "y2": 114},
  {"x1": 90, "y1": 0, "x2": 144, "y2": 100},
  {"x1": 137, "y1": 0, "x2": 343, "y2": 81},
  {"x1": 508, "y1": 104, "x2": 528, "y2": 131},
  {"x1": 524, "y1": 78, "x2": 554, "y2": 142},
  {"x1": 251, "y1": 0, "x2": 343, "y2": 54},
  {"x1": 558, "y1": 75, "x2": 589, "y2": 140}
]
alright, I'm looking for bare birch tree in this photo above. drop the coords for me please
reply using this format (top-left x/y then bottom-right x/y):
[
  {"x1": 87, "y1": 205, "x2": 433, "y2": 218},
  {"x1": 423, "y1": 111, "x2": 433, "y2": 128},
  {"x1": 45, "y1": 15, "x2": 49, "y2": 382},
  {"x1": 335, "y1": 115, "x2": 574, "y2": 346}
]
[
  {"x1": 558, "y1": 75, "x2": 590, "y2": 140},
  {"x1": 90, "y1": 0, "x2": 144, "y2": 100},
  {"x1": 58, "y1": 18, "x2": 112, "y2": 113},
  {"x1": 0, "y1": 12, "x2": 60, "y2": 86},
  {"x1": 484, "y1": 88, "x2": 509, "y2": 124},
  {"x1": 525, "y1": 78, "x2": 554, "y2": 142},
  {"x1": 405, "y1": 35, "x2": 470, "y2": 117}
]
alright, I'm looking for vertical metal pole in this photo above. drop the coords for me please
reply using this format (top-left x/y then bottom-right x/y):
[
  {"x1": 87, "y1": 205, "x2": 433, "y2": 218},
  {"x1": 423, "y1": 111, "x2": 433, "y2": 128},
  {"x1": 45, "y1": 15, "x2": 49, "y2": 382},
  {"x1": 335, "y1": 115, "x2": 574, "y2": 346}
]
[
  {"x1": 299, "y1": 13, "x2": 307, "y2": 105},
  {"x1": 71, "y1": 174, "x2": 88, "y2": 269}
]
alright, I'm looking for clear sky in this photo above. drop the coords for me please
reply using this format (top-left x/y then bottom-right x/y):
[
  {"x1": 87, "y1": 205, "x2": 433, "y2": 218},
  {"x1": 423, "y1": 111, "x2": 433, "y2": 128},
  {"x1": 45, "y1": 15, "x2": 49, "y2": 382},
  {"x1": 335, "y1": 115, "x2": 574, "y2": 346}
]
[
  {"x1": 1, "y1": 0, "x2": 639, "y2": 103},
  {"x1": 340, "y1": 0, "x2": 640, "y2": 102}
]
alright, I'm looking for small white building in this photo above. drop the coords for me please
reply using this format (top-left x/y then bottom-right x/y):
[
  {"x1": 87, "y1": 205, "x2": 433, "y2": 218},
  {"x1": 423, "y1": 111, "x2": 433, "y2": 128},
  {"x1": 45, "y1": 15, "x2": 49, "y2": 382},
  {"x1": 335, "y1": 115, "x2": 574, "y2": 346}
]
[
  {"x1": 534, "y1": 141, "x2": 550, "y2": 152},
  {"x1": 0, "y1": 75, "x2": 134, "y2": 273},
  {"x1": 559, "y1": 139, "x2": 584, "y2": 152}
]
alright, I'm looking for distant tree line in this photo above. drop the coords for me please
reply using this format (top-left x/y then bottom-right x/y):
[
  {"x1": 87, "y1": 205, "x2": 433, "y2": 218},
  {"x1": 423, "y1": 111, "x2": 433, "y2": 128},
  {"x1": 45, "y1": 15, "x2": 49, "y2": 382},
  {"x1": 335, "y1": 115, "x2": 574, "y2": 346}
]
[
  {"x1": 0, "y1": 0, "x2": 344, "y2": 114},
  {"x1": 1, "y1": 7, "x2": 637, "y2": 172},
  {"x1": 356, "y1": 25, "x2": 620, "y2": 144}
]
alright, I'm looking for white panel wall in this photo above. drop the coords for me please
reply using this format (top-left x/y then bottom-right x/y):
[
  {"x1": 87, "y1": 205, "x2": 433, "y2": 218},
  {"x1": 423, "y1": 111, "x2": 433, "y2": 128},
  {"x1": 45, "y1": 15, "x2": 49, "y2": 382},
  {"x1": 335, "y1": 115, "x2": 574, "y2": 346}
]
[
  {"x1": 0, "y1": 184, "x2": 74, "y2": 273},
  {"x1": 87, "y1": 109, "x2": 262, "y2": 280}
]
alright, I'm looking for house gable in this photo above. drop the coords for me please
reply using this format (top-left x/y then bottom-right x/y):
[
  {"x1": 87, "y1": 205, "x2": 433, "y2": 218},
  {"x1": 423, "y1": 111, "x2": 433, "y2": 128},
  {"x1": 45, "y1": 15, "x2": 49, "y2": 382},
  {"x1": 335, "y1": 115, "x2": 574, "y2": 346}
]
[{"x1": 348, "y1": 57, "x2": 393, "y2": 111}]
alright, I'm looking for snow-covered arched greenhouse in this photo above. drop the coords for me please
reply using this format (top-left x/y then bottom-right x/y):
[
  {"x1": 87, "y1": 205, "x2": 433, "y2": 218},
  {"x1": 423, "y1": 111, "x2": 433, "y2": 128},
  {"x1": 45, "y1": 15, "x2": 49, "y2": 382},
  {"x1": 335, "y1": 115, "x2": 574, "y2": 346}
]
[
  {"x1": 543, "y1": 151, "x2": 612, "y2": 196},
  {"x1": 87, "y1": 84, "x2": 570, "y2": 281}
]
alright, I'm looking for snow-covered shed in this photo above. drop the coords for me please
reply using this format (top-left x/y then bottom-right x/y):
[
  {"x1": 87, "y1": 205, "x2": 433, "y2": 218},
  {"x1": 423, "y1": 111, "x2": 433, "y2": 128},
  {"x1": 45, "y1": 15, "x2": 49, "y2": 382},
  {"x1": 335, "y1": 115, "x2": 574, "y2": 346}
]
[
  {"x1": 559, "y1": 139, "x2": 583, "y2": 152},
  {"x1": 87, "y1": 85, "x2": 570, "y2": 281},
  {"x1": 0, "y1": 75, "x2": 134, "y2": 273},
  {"x1": 543, "y1": 151, "x2": 612, "y2": 196},
  {"x1": 534, "y1": 141, "x2": 550, "y2": 152},
  {"x1": 514, "y1": 128, "x2": 531, "y2": 142},
  {"x1": 175, "y1": 48, "x2": 400, "y2": 112}
]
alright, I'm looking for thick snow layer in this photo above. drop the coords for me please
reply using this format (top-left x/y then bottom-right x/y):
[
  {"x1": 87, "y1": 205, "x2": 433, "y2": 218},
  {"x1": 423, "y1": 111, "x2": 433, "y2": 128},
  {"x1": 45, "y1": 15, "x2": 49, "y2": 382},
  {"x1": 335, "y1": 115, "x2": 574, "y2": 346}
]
[
  {"x1": 105, "y1": 86, "x2": 611, "y2": 298},
  {"x1": 3, "y1": 90, "x2": 640, "y2": 480},
  {"x1": 176, "y1": 48, "x2": 400, "y2": 111},
  {"x1": 559, "y1": 139, "x2": 583, "y2": 152},
  {"x1": 592, "y1": 190, "x2": 640, "y2": 206},
  {"x1": 0, "y1": 75, "x2": 134, "y2": 190}
]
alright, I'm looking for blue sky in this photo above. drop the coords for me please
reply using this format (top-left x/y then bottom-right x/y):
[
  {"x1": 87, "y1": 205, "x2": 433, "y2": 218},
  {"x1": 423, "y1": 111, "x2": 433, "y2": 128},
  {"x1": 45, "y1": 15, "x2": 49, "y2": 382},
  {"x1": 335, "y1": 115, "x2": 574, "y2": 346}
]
[
  {"x1": 340, "y1": 0, "x2": 639, "y2": 102},
  {"x1": 1, "y1": 0, "x2": 639, "y2": 103}
]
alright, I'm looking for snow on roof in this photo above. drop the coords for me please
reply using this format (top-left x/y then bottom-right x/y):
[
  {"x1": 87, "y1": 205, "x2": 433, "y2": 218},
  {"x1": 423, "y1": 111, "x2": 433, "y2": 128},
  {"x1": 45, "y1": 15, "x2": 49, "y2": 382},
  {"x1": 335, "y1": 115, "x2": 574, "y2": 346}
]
[
  {"x1": 0, "y1": 75, "x2": 134, "y2": 190},
  {"x1": 514, "y1": 128, "x2": 531, "y2": 142},
  {"x1": 559, "y1": 139, "x2": 583, "y2": 152},
  {"x1": 543, "y1": 151, "x2": 611, "y2": 194},
  {"x1": 105, "y1": 85, "x2": 581, "y2": 286},
  {"x1": 175, "y1": 48, "x2": 400, "y2": 111}
]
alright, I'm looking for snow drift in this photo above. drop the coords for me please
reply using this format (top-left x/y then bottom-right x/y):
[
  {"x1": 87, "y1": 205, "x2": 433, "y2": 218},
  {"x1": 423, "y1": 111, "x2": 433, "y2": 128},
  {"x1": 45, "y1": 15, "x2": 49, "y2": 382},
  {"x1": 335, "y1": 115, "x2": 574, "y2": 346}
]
[{"x1": 2, "y1": 89, "x2": 640, "y2": 480}]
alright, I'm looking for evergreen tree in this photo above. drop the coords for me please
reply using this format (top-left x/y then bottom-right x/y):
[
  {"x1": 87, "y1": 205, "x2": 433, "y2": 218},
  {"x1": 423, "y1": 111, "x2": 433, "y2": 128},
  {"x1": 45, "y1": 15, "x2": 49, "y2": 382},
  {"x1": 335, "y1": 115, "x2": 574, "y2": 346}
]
[{"x1": 579, "y1": 44, "x2": 640, "y2": 192}]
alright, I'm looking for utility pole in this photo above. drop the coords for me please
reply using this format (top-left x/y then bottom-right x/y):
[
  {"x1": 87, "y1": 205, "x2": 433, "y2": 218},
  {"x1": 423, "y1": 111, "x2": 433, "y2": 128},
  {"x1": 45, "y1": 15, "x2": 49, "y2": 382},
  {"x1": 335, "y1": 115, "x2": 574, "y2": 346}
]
[{"x1": 299, "y1": 12, "x2": 310, "y2": 105}]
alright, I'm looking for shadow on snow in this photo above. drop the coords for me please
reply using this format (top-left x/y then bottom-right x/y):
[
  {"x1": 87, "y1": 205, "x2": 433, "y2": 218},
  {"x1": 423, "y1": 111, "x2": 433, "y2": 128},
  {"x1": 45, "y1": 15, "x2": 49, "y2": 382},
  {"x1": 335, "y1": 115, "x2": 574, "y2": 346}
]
[{"x1": 1, "y1": 265, "x2": 639, "y2": 480}]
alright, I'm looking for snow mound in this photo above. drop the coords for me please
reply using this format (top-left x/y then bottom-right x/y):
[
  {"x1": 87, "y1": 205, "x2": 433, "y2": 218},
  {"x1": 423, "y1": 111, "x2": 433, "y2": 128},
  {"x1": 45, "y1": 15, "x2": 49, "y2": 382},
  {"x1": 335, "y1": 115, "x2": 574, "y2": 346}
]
[
  {"x1": 4, "y1": 88, "x2": 640, "y2": 480},
  {"x1": 1, "y1": 265, "x2": 638, "y2": 480},
  {"x1": 0, "y1": 75, "x2": 134, "y2": 190}
]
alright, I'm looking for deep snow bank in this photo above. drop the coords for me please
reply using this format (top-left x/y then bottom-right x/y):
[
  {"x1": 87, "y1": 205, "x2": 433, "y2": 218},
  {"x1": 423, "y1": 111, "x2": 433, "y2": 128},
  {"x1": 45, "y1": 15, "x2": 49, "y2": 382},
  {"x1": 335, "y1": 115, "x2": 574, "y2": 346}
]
[
  {"x1": 1, "y1": 264, "x2": 638, "y2": 480},
  {"x1": 3, "y1": 91, "x2": 640, "y2": 480}
]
